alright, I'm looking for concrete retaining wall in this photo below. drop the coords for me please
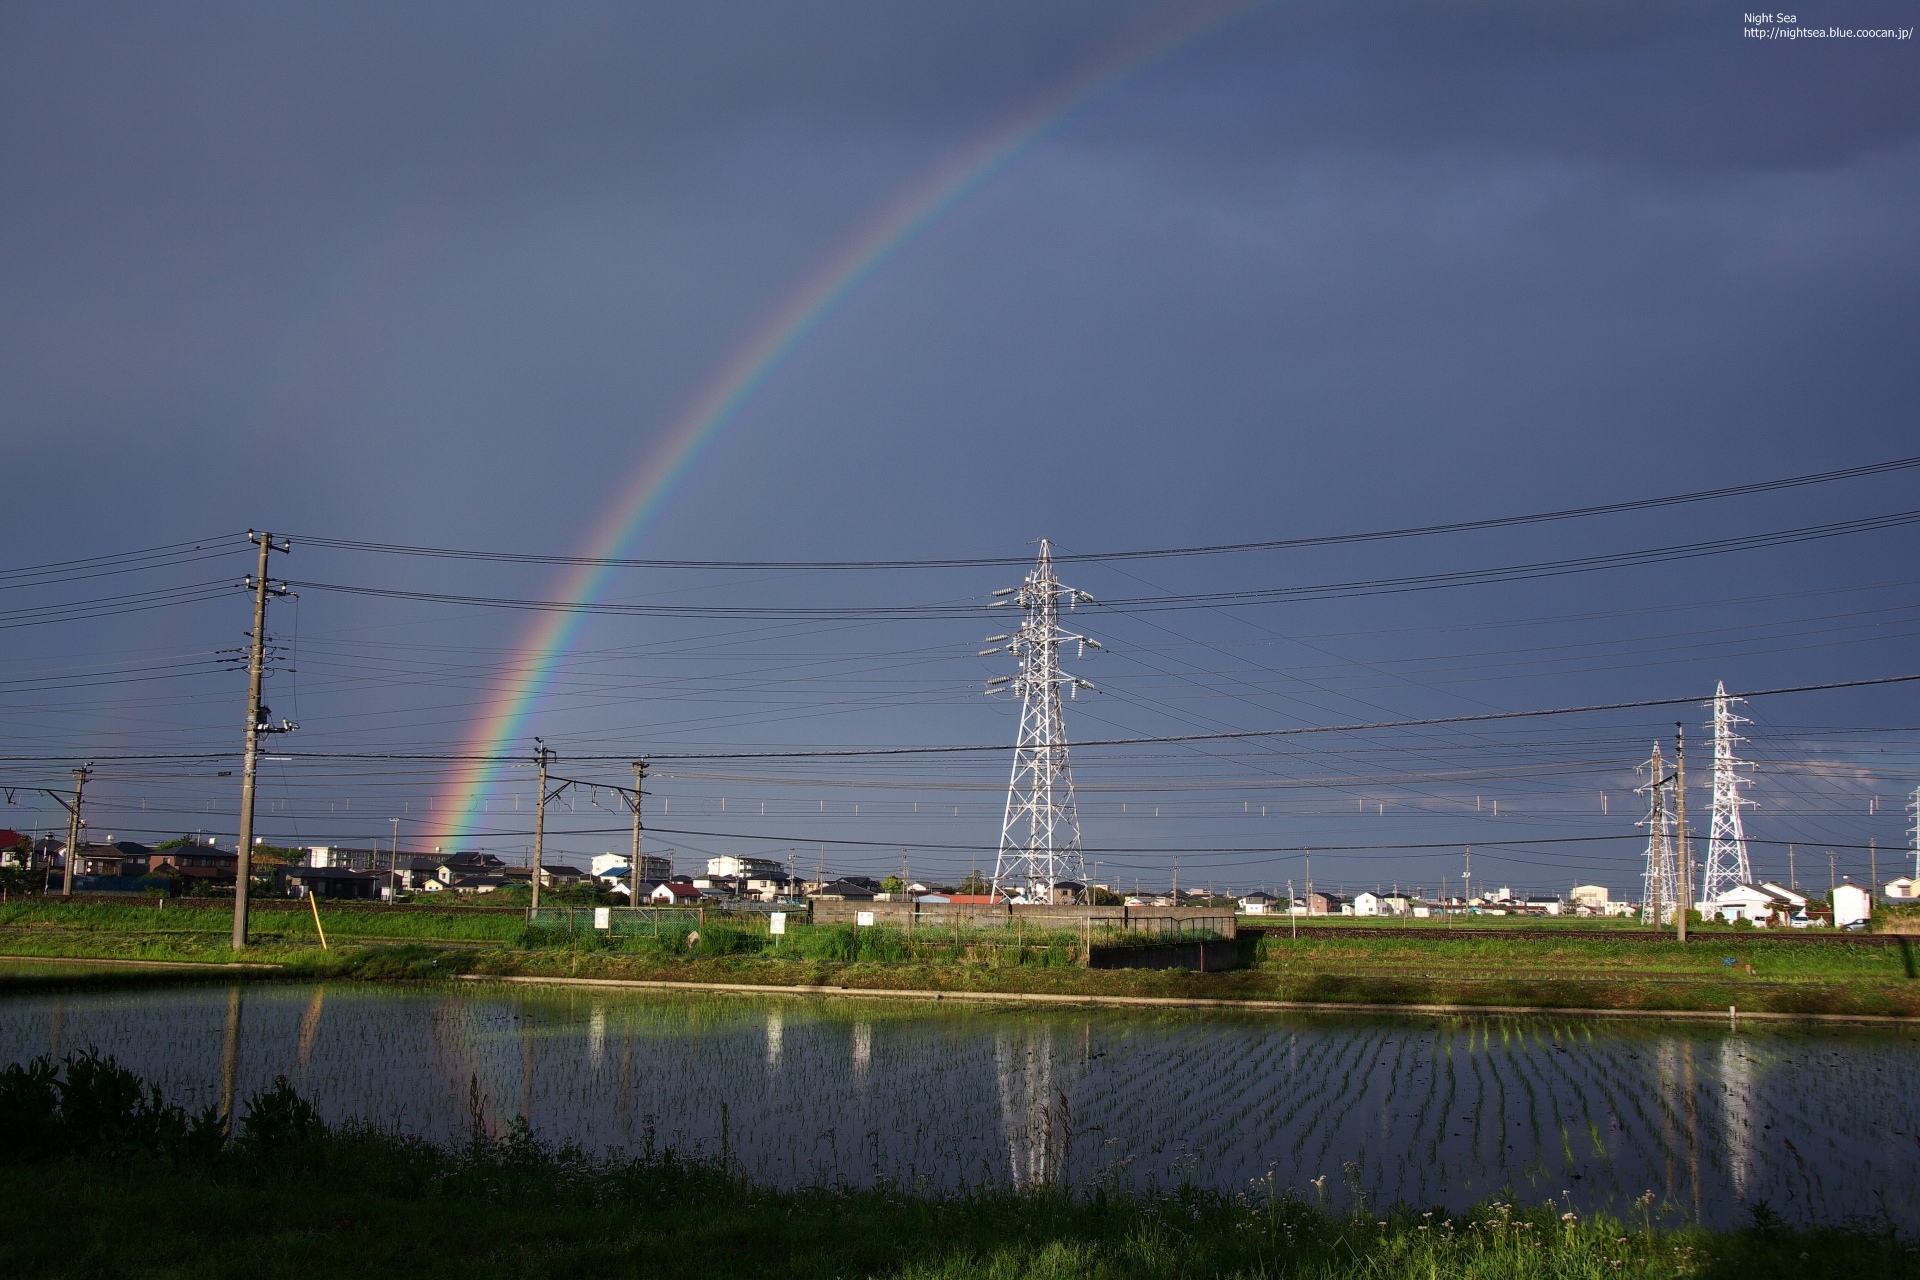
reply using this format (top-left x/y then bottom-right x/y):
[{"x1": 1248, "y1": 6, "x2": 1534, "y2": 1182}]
[
  {"x1": 809, "y1": 899, "x2": 1235, "y2": 939},
  {"x1": 1087, "y1": 939, "x2": 1242, "y2": 972}
]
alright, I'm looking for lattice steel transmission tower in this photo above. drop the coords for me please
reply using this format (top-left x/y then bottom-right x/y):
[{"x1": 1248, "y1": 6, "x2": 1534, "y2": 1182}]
[
  {"x1": 1638, "y1": 741, "x2": 1677, "y2": 925},
  {"x1": 1701, "y1": 681, "x2": 1756, "y2": 904},
  {"x1": 984, "y1": 540, "x2": 1100, "y2": 903},
  {"x1": 1908, "y1": 785, "x2": 1920, "y2": 882}
]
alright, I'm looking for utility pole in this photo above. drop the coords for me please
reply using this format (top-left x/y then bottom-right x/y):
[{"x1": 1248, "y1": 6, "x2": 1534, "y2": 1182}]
[
  {"x1": 389, "y1": 816, "x2": 401, "y2": 902},
  {"x1": 1828, "y1": 849, "x2": 1837, "y2": 910},
  {"x1": 628, "y1": 760, "x2": 646, "y2": 913},
  {"x1": 234, "y1": 531, "x2": 293, "y2": 951},
  {"x1": 1462, "y1": 846, "x2": 1471, "y2": 913},
  {"x1": 1675, "y1": 723, "x2": 1690, "y2": 944},
  {"x1": 48, "y1": 766, "x2": 90, "y2": 897},
  {"x1": 1304, "y1": 850, "x2": 1312, "y2": 917},
  {"x1": 1288, "y1": 877, "x2": 1296, "y2": 938},
  {"x1": 1789, "y1": 844, "x2": 1797, "y2": 892},
  {"x1": 531, "y1": 741, "x2": 553, "y2": 914},
  {"x1": 1870, "y1": 838, "x2": 1877, "y2": 896}
]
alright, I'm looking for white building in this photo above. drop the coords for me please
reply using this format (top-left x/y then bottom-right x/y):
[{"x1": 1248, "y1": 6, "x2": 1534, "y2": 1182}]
[
  {"x1": 1833, "y1": 881, "x2": 1872, "y2": 928},
  {"x1": 1885, "y1": 876, "x2": 1918, "y2": 901},
  {"x1": 706, "y1": 854, "x2": 784, "y2": 880},
  {"x1": 1352, "y1": 891, "x2": 1381, "y2": 917},
  {"x1": 1238, "y1": 891, "x2": 1278, "y2": 915},
  {"x1": 1569, "y1": 885, "x2": 1610, "y2": 913},
  {"x1": 1707, "y1": 883, "x2": 1785, "y2": 925}
]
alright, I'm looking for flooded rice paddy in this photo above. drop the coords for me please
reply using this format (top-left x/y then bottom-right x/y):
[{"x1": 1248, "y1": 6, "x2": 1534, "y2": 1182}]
[{"x1": 1, "y1": 981, "x2": 1915, "y2": 1231}]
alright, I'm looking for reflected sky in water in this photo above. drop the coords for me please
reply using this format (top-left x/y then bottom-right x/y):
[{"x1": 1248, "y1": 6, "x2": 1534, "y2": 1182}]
[{"x1": 2, "y1": 982, "x2": 1915, "y2": 1231}]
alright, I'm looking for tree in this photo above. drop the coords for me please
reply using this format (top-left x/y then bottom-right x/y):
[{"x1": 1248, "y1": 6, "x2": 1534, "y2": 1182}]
[
  {"x1": 880, "y1": 875, "x2": 905, "y2": 895},
  {"x1": 957, "y1": 870, "x2": 991, "y2": 896}
]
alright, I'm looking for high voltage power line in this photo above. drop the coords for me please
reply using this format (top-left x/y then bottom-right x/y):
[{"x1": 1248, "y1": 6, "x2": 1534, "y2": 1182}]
[
  {"x1": 4, "y1": 672, "x2": 1915, "y2": 765},
  {"x1": 283, "y1": 453, "x2": 1920, "y2": 569}
]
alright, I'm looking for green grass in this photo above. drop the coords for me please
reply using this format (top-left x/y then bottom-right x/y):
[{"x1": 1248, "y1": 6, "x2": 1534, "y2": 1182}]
[
  {"x1": 3, "y1": 901, "x2": 1916, "y2": 1015},
  {"x1": 0, "y1": 1051, "x2": 1909, "y2": 1279}
]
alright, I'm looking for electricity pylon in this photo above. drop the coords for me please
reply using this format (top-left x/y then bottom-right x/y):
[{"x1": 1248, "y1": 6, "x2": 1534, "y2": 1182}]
[
  {"x1": 984, "y1": 540, "x2": 1099, "y2": 903},
  {"x1": 1908, "y1": 784, "x2": 1919, "y2": 882},
  {"x1": 1638, "y1": 741, "x2": 1677, "y2": 926},
  {"x1": 1700, "y1": 681, "x2": 1755, "y2": 905}
]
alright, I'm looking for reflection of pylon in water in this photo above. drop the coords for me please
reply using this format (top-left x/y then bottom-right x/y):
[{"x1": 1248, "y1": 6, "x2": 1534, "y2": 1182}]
[
  {"x1": 984, "y1": 540, "x2": 1099, "y2": 903},
  {"x1": 1701, "y1": 681, "x2": 1755, "y2": 904},
  {"x1": 1638, "y1": 741, "x2": 1677, "y2": 925}
]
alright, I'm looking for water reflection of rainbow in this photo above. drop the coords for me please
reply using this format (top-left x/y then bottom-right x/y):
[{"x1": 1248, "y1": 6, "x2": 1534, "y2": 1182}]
[{"x1": 439, "y1": 3, "x2": 1262, "y2": 844}]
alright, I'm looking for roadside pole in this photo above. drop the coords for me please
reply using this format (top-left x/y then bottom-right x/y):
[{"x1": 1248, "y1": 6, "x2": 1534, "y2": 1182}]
[
  {"x1": 531, "y1": 741, "x2": 551, "y2": 915},
  {"x1": 1675, "y1": 723, "x2": 1690, "y2": 945},
  {"x1": 629, "y1": 760, "x2": 646, "y2": 917},
  {"x1": 52, "y1": 766, "x2": 90, "y2": 897},
  {"x1": 233, "y1": 532, "x2": 291, "y2": 951}
]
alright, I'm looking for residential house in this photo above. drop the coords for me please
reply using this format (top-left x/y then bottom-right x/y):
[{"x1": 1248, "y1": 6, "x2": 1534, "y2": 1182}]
[
  {"x1": 394, "y1": 856, "x2": 446, "y2": 893},
  {"x1": 450, "y1": 874, "x2": 511, "y2": 894},
  {"x1": 1307, "y1": 891, "x2": 1346, "y2": 916},
  {"x1": 538, "y1": 863, "x2": 586, "y2": 887},
  {"x1": 1884, "y1": 876, "x2": 1918, "y2": 901},
  {"x1": 1707, "y1": 883, "x2": 1786, "y2": 925},
  {"x1": 1380, "y1": 894, "x2": 1411, "y2": 916},
  {"x1": 649, "y1": 881, "x2": 704, "y2": 905},
  {"x1": 439, "y1": 852, "x2": 508, "y2": 885},
  {"x1": 809, "y1": 878, "x2": 877, "y2": 901},
  {"x1": 1352, "y1": 891, "x2": 1382, "y2": 917},
  {"x1": 148, "y1": 842, "x2": 239, "y2": 886},
  {"x1": 73, "y1": 840, "x2": 152, "y2": 877},
  {"x1": 1237, "y1": 891, "x2": 1278, "y2": 915},
  {"x1": 1833, "y1": 880, "x2": 1872, "y2": 928},
  {"x1": 284, "y1": 866, "x2": 382, "y2": 900},
  {"x1": 1757, "y1": 883, "x2": 1810, "y2": 925}
]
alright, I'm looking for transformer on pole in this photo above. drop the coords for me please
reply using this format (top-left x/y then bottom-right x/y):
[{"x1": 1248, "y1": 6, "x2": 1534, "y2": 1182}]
[
  {"x1": 1637, "y1": 741, "x2": 1677, "y2": 926},
  {"x1": 984, "y1": 540, "x2": 1099, "y2": 904},
  {"x1": 1700, "y1": 681, "x2": 1756, "y2": 905}
]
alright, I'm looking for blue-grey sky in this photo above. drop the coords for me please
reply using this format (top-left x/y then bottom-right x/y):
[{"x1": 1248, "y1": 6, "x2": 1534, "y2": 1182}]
[{"x1": 4, "y1": 2, "x2": 1919, "y2": 897}]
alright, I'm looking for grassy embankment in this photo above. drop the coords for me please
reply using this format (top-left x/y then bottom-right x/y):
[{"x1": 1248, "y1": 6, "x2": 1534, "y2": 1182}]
[
  {"x1": 2, "y1": 901, "x2": 1916, "y2": 1015},
  {"x1": 1, "y1": 1051, "x2": 1909, "y2": 1280}
]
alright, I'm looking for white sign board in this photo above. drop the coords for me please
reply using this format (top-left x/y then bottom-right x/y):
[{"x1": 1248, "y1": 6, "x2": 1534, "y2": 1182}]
[
  {"x1": 856, "y1": 911, "x2": 875, "y2": 928},
  {"x1": 769, "y1": 912, "x2": 787, "y2": 936},
  {"x1": 593, "y1": 907, "x2": 610, "y2": 930}
]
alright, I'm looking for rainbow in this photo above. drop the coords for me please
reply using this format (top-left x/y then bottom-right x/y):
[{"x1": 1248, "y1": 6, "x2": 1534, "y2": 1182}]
[{"x1": 438, "y1": 2, "x2": 1263, "y2": 845}]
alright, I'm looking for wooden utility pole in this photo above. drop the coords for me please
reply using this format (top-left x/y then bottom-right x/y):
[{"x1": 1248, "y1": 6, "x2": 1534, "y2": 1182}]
[
  {"x1": 234, "y1": 532, "x2": 291, "y2": 951},
  {"x1": 1674, "y1": 723, "x2": 1690, "y2": 944},
  {"x1": 51, "y1": 766, "x2": 90, "y2": 897},
  {"x1": 531, "y1": 741, "x2": 553, "y2": 914}
]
